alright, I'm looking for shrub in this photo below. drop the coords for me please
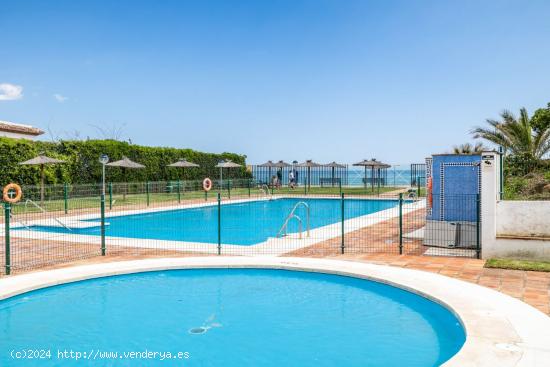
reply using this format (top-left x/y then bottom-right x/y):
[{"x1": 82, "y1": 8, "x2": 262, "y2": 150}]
[{"x1": 0, "y1": 138, "x2": 250, "y2": 186}]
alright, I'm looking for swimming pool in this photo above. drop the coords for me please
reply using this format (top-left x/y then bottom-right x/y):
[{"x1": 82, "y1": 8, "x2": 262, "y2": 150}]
[
  {"x1": 0, "y1": 268, "x2": 465, "y2": 366},
  {"x1": 24, "y1": 198, "x2": 399, "y2": 245}
]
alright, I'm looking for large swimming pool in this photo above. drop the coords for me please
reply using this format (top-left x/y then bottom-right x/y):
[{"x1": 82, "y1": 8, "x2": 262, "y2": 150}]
[
  {"x1": 25, "y1": 198, "x2": 399, "y2": 245},
  {"x1": 0, "y1": 269, "x2": 465, "y2": 366}
]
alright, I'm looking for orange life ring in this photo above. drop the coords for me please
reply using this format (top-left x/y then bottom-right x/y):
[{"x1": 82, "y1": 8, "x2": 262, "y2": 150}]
[
  {"x1": 3, "y1": 183, "x2": 22, "y2": 203},
  {"x1": 427, "y1": 177, "x2": 433, "y2": 208},
  {"x1": 202, "y1": 178, "x2": 213, "y2": 192}
]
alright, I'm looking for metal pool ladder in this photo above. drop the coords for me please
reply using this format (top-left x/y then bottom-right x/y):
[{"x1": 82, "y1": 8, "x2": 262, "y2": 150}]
[
  {"x1": 277, "y1": 201, "x2": 310, "y2": 239},
  {"x1": 23, "y1": 199, "x2": 72, "y2": 231}
]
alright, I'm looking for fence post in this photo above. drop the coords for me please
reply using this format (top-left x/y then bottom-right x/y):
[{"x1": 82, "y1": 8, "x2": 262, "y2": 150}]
[
  {"x1": 205, "y1": 189, "x2": 208, "y2": 202},
  {"x1": 63, "y1": 182, "x2": 69, "y2": 214},
  {"x1": 248, "y1": 179, "x2": 251, "y2": 197},
  {"x1": 146, "y1": 181, "x2": 150, "y2": 207},
  {"x1": 340, "y1": 193, "x2": 345, "y2": 254},
  {"x1": 339, "y1": 180, "x2": 342, "y2": 196},
  {"x1": 227, "y1": 180, "x2": 231, "y2": 199},
  {"x1": 398, "y1": 193, "x2": 403, "y2": 255},
  {"x1": 217, "y1": 193, "x2": 221, "y2": 255},
  {"x1": 100, "y1": 190, "x2": 106, "y2": 256},
  {"x1": 108, "y1": 182, "x2": 113, "y2": 210},
  {"x1": 417, "y1": 176, "x2": 421, "y2": 197},
  {"x1": 4, "y1": 203, "x2": 11, "y2": 275},
  {"x1": 476, "y1": 193, "x2": 481, "y2": 259},
  {"x1": 177, "y1": 180, "x2": 181, "y2": 203},
  {"x1": 498, "y1": 146, "x2": 504, "y2": 200}
]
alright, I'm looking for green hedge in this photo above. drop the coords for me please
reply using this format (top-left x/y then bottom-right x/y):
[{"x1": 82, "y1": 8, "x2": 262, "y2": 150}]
[{"x1": 0, "y1": 138, "x2": 250, "y2": 186}]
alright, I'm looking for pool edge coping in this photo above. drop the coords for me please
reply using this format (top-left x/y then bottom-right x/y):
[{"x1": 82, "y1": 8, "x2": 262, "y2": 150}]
[{"x1": 0, "y1": 256, "x2": 549, "y2": 366}]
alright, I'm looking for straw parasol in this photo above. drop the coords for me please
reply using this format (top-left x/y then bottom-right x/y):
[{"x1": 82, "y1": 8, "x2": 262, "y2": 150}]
[
  {"x1": 215, "y1": 160, "x2": 242, "y2": 193},
  {"x1": 323, "y1": 161, "x2": 346, "y2": 187},
  {"x1": 274, "y1": 160, "x2": 291, "y2": 185},
  {"x1": 353, "y1": 158, "x2": 391, "y2": 192},
  {"x1": 167, "y1": 158, "x2": 200, "y2": 181},
  {"x1": 296, "y1": 160, "x2": 321, "y2": 190},
  {"x1": 258, "y1": 160, "x2": 277, "y2": 184},
  {"x1": 107, "y1": 156, "x2": 145, "y2": 199},
  {"x1": 19, "y1": 154, "x2": 66, "y2": 205}
]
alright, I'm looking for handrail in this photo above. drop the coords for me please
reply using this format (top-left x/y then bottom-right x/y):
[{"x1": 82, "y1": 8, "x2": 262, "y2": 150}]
[
  {"x1": 259, "y1": 184, "x2": 272, "y2": 198},
  {"x1": 24, "y1": 199, "x2": 72, "y2": 231},
  {"x1": 277, "y1": 201, "x2": 310, "y2": 238},
  {"x1": 9, "y1": 212, "x2": 31, "y2": 230}
]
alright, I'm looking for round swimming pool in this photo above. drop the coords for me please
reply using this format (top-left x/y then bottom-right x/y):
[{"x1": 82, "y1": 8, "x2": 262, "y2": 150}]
[{"x1": 0, "y1": 269, "x2": 465, "y2": 366}]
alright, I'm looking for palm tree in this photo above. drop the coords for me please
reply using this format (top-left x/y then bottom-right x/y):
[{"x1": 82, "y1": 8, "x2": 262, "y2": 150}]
[
  {"x1": 471, "y1": 108, "x2": 550, "y2": 160},
  {"x1": 452, "y1": 142, "x2": 485, "y2": 154}
]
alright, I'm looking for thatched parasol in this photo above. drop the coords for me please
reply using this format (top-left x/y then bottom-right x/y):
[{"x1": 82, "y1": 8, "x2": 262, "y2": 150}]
[
  {"x1": 296, "y1": 160, "x2": 321, "y2": 190},
  {"x1": 107, "y1": 156, "x2": 145, "y2": 199},
  {"x1": 215, "y1": 160, "x2": 242, "y2": 193},
  {"x1": 353, "y1": 158, "x2": 391, "y2": 192},
  {"x1": 19, "y1": 154, "x2": 66, "y2": 205},
  {"x1": 167, "y1": 158, "x2": 200, "y2": 181},
  {"x1": 258, "y1": 160, "x2": 277, "y2": 184},
  {"x1": 323, "y1": 161, "x2": 346, "y2": 187}
]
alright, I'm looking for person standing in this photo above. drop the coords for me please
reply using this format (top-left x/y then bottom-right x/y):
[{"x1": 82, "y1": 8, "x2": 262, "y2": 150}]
[{"x1": 288, "y1": 170, "x2": 295, "y2": 189}]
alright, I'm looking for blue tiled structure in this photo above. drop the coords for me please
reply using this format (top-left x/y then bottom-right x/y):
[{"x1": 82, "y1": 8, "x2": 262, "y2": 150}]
[{"x1": 427, "y1": 154, "x2": 480, "y2": 222}]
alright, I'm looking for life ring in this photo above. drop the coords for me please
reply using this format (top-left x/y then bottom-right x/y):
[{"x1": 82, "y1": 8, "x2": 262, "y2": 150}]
[
  {"x1": 202, "y1": 178, "x2": 213, "y2": 192},
  {"x1": 427, "y1": 177, "x2": 433, "y2": 208},
  {"x1": 3, "y1": 183, "x2": 22, "y2": 203}
]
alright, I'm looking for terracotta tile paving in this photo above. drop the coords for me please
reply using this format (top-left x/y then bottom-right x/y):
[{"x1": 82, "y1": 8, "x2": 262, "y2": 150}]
[{"x1": 326, "y1": 253, "x2": 550, "y2": 315}]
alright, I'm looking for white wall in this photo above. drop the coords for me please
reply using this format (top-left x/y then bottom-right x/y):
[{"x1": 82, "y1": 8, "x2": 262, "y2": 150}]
[
  {"x1": 497, "y1": 201, "x2": 550, "y2": 237},
  {"x1": 480, "y1": 151, "x2": 550, "y2": 260}
]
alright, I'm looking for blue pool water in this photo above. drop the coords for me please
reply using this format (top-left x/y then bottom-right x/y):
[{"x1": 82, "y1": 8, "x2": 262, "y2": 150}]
[
  {"x1": 26, "y1": 198, "x2": 398, "y2": 245},
  {"x1": 0, "y1": 269, "x2": 465, "y2": 366}
]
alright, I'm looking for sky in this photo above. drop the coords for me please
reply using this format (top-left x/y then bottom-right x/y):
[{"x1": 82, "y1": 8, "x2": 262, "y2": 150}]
[{"x1": 1, "y1": 0, "x2": 549, "y2": 165}]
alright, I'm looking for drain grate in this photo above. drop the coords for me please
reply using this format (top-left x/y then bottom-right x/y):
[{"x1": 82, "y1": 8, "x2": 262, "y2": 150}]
[{"x1": 189, "y1": 327, "x2": 208, "y2": 334}]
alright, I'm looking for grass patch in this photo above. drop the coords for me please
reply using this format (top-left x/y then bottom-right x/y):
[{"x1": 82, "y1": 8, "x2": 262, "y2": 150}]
[{"x1": 485, "y1": 258, "x2": 550, "y2": 272}]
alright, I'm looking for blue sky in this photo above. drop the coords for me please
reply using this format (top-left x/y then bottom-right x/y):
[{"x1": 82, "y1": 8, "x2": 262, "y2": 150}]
[{"x1": 1, "y1": 0, "x2": 549, "y2": 165}]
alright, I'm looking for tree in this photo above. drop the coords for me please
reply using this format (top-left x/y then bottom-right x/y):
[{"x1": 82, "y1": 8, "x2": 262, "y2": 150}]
[
  {"x1": 471, "y1": 107, "x2": 550, "y2": 161},
  {"x1": 531, "y1": 102, "x2": 550, "y2": 135},
  {"x1": 452, "y1": 142, "x2": 485, "y2": 154}
]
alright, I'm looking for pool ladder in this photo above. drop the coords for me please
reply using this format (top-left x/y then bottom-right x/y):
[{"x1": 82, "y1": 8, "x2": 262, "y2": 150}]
[
  {"x1": 259, "y1": 184, "x2": 272, "y2": 198},
  {"x1": 22, "y1": 199, "x2": 72, "y2": 231},
  {"x1": 277, "y1": 201, "x2": 310, "y2": 239}
]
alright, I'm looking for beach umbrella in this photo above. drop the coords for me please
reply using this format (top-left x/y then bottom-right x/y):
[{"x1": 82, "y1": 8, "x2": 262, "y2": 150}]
[
  {"x1": 274, "y1": 160, "x2": 291, "y2": 184},
  {"x1": 107, "y1": 156, "x2": 145, "y2": 199},
  {"x1": 19, "y1": 154, "x2": 66, "y2": 205},
  {"x1": 215, "y1": 160, "x2": 242, "y2": 193},
  {"x1": 296, "y1": 160, "x2": 321, "y2": 190},
  {"x1": 353, "y1": 159, "x2": 391, "y2": 192},
  {"x1": 258, "y1": 160, "x2": 277, "y2": 184},
  {"x1": 167, "y1": 158, "x2": 200, "y2": 181},
  {"x1": 323, "y1": 161, "x2": 346, "y2": 187}
]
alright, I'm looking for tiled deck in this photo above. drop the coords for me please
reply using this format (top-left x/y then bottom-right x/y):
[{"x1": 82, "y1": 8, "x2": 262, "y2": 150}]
[{"x1": 329, "y1": 253, "x2": 550, "y2": 315}]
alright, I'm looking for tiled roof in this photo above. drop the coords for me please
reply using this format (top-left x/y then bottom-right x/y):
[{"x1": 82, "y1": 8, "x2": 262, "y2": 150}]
[{"x1": 0, "y1": 120, "x2": 44, "y2": 136}]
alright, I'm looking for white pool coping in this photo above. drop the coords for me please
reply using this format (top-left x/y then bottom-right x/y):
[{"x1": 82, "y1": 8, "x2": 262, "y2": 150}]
[{"x1": 1, "y1": 257, "x2": 549, "y2": 366}]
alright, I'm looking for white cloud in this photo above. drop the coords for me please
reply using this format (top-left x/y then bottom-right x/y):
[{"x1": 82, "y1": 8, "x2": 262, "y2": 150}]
[
  {"x1": 0, "y1": 83, "x2": 23, "y2": 101},
  {"x1": 53, "y1": 93, "x2": 68, "y2": 103}
]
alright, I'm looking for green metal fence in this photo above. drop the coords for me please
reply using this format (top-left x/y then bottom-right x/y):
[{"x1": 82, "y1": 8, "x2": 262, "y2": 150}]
[{"x1": 1, "y1": 180, "x2": 481, "y2": 276}]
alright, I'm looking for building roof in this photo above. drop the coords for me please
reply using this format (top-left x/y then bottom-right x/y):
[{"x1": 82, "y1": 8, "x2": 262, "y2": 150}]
[{"x1": 0, "y1": 120, "x2": 44, "y2": 136}]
